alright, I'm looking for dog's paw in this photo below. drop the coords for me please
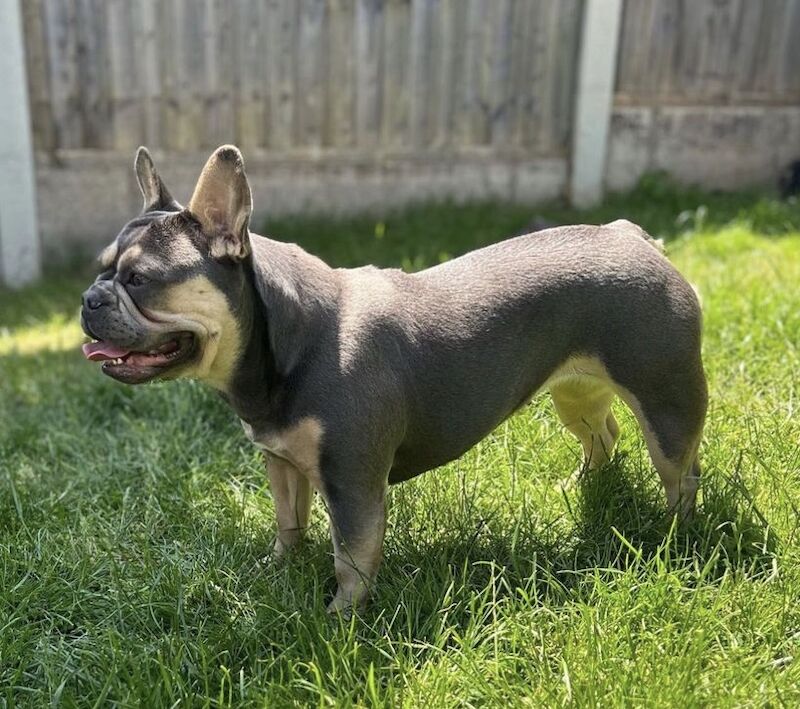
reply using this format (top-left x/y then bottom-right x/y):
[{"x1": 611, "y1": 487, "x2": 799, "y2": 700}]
[
  {"x1": 326, "y1": 596, "x2": 354, "y2": 619},
  {"x1": 326, "y1": 587, "x2": 369, "y2": 618},
  {"x1": 260, "y1": 537, "x2": 293, "y2": 566},
  {"x1": 555, "y1": 466, "x2": 585, "y2": 492}
]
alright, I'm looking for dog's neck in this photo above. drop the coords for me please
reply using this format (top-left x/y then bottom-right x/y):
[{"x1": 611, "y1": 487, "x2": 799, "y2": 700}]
[
  {"x1": 220, "y1": 234, "x2": 340, "y2": 428},
  {"x1": 217, "y1": 268, "x2": 275, "y2": 422}
]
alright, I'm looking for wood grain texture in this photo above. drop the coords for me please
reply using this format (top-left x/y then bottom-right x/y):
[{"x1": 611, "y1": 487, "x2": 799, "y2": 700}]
[{"x1": 25, "y1": 0, "x2": 583, "y2": 155}]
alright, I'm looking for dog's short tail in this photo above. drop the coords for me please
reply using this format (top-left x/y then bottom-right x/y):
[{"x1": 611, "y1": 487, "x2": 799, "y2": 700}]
[
  {"x1": 605, "y1": 218, "x2": 665, "y2": 254},
  {"x1": 606, "y1": 219, "x2": 702, "y2": 307}
]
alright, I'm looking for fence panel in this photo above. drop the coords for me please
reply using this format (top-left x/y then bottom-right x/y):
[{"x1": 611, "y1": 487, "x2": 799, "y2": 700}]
[
  {"x1": 616, "y1": 0, "x2": 800, "y2": 105},
  {"x1": 24, "y1": 0, "x2": 585, "y2": 157}
]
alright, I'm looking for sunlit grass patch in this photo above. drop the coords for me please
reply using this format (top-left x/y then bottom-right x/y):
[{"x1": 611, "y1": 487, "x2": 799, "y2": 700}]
[{"x1": 0, "y1": 313, "x2": 83, "y2": 356}]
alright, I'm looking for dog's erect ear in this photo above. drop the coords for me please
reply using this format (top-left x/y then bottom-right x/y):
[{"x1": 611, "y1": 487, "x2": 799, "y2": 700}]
[
  {"x1": 187, "y1": 145, "x2": 252, "y2": 261},
  {"x1": 134, "y1": 147, "x2": 180, "y2": 213}
]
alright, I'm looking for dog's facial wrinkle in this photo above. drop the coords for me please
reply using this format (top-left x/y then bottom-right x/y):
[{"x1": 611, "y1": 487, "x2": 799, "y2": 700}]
[{"x1": 141, "y1": 275, "x2": 243, "y2": 390}]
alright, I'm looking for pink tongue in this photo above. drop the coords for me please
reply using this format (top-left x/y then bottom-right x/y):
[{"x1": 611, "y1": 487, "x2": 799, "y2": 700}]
[{"x1": 82, "y1": 341, "x2": 132, "y2": 362}]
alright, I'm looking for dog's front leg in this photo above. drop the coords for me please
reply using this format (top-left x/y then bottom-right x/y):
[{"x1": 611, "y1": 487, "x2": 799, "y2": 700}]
[
  {"x1": 324, "y1": 485, "x2": 387, "y2": 614},
  {"x1": 266, "y1": 453, "x2": 313, "y2": 559}
]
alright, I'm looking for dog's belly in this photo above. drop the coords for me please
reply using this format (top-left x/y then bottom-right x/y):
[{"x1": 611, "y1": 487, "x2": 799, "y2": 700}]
[
  {"x1": 385, "y1": 356, "x2": 619, "y2": 484},
  {"x1": 388, "y1": 445, "x2": 461, "y2": 483},
  {"x1": 387, "y1": 360, "x2": 554, "y2": 484},
  {"x1": 388, "y1": 442, "x2": 479, "y2": 483},
  {"x1": 387, "y1": 388, "x2": 541, "y2": 483}
]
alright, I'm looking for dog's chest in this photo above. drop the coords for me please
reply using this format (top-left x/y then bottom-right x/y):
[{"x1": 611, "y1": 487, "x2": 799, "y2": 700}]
[{"x1": 240, "y1": 417, "x2": 324, "y2": 485}]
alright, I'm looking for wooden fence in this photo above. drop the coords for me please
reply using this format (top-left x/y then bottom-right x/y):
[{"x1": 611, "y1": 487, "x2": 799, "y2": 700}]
[
  {"x1": 617, "y1": 0, "x2": 800, "y2": 106},
  {"x1": 22, "y1": 0, "x2": 583, "y2": 157},
  {"x1": 607, "y1": 0, "x2": 800, "y2": 194}
]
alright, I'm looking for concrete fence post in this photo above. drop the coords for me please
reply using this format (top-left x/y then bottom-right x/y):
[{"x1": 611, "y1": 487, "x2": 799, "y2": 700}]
[
  {"x1": 570, "y1": 0, "x2": 623, "y2": 208},
  {"x1": 0, "y1": 0, "x2": 41, "y2": 288}
]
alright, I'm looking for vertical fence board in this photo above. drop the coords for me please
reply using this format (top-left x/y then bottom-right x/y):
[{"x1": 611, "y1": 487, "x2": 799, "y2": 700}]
[
  {"x1": 175, "y1": 0, "x2": 205, "y2": 150},
  {"x1": 296, "y1": 0, "x2": 327, "y2": 149},
  {"x1": 355, "y1": 0, "x2": 384, "y2": 148},
  {"x1": 474, "y1": 0, "x2": 494, "y2": 145},
  {"x1": 267, "y1": 0, "x2": 298, "y2": 150},
  {"x1": 462, "y1": 0, "x2": 486, "y2": 145},
  {"x1": 158, "y1": 0, "x2": 180, "y2": 150},
  {"x1": 107, "y1": 0, "x2": 143, "y2": 149},
  {"x1": 43, "y1": 0, "x2": 83, "y2": 148},
  {"x1": 132, "y1": 0, "x2": 162, "y2": 148},
  {"x1": 551, "y1": 0, "x2": 582, "y2": 152},
  {"x1": 21, "y1": 0, "x2": 55, "y2": 151},
  {"x1": 780, "y1": 0, "x2": 800, "y2": 96},
  {"x1": 487, "y1": 0, "x2": 513, "y2": 147},
  {"x1": 75, "y1": 0, "x2": 112, "y2": 149},
  {"x1": 234, "y1": 0, "x2": 268, "y2": 151},
  {"x1": 408, "y1": 0, "x2": 433, "y2": 148},
  {"x1": 381, "y1": 0, "x2": 412, "y2": 149},
  {"x1": 521, "y1": 0, "x2": 551, "y2": 149},
  {"x1": 515, "y1": 0, "x2": 543, "y2": 149},
  {"x1": 434, "y1": 0, "x2": 457, "y2": 149},
  {"x1": 325, "y1": 0, "x2": 356, "y2": 148},
  {"x1": 203, "y1": 0, "x2": 236, "y2": 148}
]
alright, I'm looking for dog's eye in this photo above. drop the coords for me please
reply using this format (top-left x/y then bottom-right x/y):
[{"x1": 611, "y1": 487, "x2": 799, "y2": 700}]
[{"x1": 127, "y1": 272, "x2": 149, "y2": 287}]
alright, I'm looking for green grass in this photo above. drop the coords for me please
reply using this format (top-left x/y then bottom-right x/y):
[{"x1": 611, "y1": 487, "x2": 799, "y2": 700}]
[{"x1": 1, "y1": 177, "x2": 799, "y2": 706}]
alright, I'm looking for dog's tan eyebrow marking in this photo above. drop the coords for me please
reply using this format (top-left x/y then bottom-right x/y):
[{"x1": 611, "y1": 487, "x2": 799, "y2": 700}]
[
  {"x1": 117, "y1": 230, "x2": 203, "y2": 275},
  {"x1": 116, "y1": 243, "x2": 145, "y2": 273},
  {"x1": 98, "y1": 242, "x2": 118, "y2": 268},
  {"x1": 168, "y1": 232, "x2": 204, "y2": 268}
]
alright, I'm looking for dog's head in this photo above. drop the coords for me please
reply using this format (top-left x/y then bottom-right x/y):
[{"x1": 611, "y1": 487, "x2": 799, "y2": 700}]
[{"x1": 80, "y1": 145, "x2": 253, "y2": 389}]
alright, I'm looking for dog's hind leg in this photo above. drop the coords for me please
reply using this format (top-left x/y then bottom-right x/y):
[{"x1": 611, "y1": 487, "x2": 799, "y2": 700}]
[
  {"x1": 634, "y1": 409, "x2": 703, "y2": 521},
  {"x1": 615, "y1": 371, "x2": 707, "y2": 521},
  {"x1": 550, "y1": 375, "x2": 620, "y2": 472}
]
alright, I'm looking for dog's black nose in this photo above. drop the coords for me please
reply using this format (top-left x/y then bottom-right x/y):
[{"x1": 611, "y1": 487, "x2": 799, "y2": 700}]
[
  {"x1": 83, "y1": 292, "x2": 101, "y2": 310},
  {"x1": 82, "y1": 283, "x2": 114, "y2": 311}
]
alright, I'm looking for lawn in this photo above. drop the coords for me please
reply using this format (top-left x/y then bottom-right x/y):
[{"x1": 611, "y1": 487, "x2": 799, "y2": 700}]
[{"x1": 1, "y1": 178, "x2": 799, "y2": 706}]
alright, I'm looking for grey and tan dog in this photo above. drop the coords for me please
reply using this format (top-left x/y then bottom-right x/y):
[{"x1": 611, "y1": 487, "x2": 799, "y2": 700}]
[{"x1": 81, "y1": 145, "x2": 708, "y2": 612}]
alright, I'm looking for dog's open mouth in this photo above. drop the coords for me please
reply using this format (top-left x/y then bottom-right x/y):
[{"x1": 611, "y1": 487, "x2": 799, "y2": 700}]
[{"x1": 82, "y1": 332, "x2": 196, "y2": 384}]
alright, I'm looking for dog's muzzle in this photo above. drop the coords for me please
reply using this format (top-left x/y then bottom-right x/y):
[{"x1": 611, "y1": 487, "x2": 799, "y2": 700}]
[
  {"x1": 80, "y1": 278, "x2": 199, "y2": 384},
  {"x1": 80, "y1": 279, "x2": 146, "y2": 346}
]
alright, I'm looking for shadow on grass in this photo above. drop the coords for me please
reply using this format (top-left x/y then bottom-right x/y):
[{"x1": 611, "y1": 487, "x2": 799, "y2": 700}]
[
  {"x1": 0, "y1": 340, "x2": 779, "y2": 661},
  {"x1": 574, "y1": 459, "x2": 778, "y2": 582},
  {"x1": 364, "y1": 457, "x2": 778, "y2": 639}
]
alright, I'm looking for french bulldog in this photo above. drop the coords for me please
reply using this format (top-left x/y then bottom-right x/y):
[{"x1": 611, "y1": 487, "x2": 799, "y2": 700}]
[{"x1": 80, "y1": 145, "x2": 707, "y2": 612}]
